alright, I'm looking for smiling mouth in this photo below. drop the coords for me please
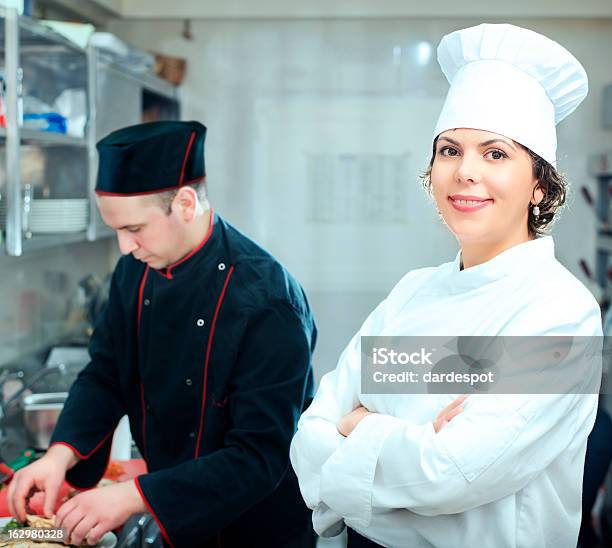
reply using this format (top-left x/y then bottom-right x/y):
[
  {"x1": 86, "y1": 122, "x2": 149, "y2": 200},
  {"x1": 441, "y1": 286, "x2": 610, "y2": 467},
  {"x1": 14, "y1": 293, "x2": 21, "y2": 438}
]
[
  {"x1": 452, "y1": 199, "x2": 489, "y2": 205},
  {"x1": 448, "y1": 196, "x2": 493, "y2": 211}
]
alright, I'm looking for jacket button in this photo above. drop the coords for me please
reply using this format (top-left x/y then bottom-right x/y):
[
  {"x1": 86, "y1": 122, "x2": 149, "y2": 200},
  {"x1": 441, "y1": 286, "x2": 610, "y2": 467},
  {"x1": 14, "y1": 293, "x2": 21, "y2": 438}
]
[
  {"x1": 196, "y1": 319, "x2": 205, "y2": 327},
  {"x1": 146, "y1": 404, "x2": 151, "y2": 411},
  {"x1": 143, "y1": 299, "x2": 150, "y2": 306},
  {"x1": 218, "y1": 262, "x2": 226, "y2": 271},
  {"x1": 189, "y1": 432, "x2": 195, "y2": 438},
  {"x1": 185, "y1": 378, "x2": 193, "y2": 387}
]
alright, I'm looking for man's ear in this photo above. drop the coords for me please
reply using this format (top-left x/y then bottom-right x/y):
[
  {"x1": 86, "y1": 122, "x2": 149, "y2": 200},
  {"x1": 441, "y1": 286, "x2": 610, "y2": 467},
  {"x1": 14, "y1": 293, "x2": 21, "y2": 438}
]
[{"x1": 173, "y1": 187, "x2": 198, "y2": 220}]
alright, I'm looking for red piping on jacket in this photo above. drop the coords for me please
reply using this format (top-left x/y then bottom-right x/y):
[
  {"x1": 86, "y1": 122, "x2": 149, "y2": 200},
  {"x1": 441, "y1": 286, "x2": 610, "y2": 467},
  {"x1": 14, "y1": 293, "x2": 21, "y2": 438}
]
[
  {"x1": 50, "y1": 430, "x2": 114, "y2": 461},
  {"x1": 50, "y1": 435, "x2": 115, "y2": 490},
  {"x1": 195, "y1": 265, "x2": 235, "y2": 457},
  {"x1": 157, "y1": 209, "x2": 215, "y2": 280},
  {"x1": 139, "y1": 383, "x2": 148, "y2": 463},
  {"x1": 137, "y1": 265, "x2": 150, "y2": 463},
  {"x1": 134, "y1": 477, "x2": 175, "y2": 548},
  {"x1": 137, "y1": 265, "x2": 150, "y2": 332},
  {"x1": 55, "y1": 438, "x2": 114, "y2": 492},
  {"x1": 94, "y1": 176, "x2": 206, "y2": 197},
  {"x1": 178, "y1": 131, "x2": 196, "y2": 187}
]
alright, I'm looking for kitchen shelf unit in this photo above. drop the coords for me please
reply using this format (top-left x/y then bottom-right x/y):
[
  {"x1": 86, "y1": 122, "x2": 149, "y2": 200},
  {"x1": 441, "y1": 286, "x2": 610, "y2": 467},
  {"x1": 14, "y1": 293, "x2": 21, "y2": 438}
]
[
  {"x1": 0, "y1": 7, "x2": 90, "y2": 256},
  {"x1": 0, "y1": 7, "x2": 181, "y2": 256}
]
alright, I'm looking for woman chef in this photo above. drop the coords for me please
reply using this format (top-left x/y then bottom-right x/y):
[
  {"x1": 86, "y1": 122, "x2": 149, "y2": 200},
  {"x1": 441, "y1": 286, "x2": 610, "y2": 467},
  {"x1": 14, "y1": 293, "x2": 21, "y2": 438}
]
[{"x1": 290, "y1": 23, "x2": 603, "y2": 548}]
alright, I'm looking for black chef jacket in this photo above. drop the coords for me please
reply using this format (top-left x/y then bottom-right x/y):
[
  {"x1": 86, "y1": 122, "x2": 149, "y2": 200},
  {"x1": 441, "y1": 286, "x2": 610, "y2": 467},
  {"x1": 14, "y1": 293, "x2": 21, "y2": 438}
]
[{"x1": 51, "y1": 212, "x2": 317, "y2": 548}]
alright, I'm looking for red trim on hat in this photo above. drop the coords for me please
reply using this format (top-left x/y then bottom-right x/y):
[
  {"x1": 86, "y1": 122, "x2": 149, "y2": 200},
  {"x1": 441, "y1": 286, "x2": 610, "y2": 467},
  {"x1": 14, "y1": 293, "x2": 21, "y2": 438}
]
[
  {"x1": 94, "y1": 176, "x2": 206, "y2": 197},
  {"x1": 179, "y1": 131, "x2": 196, "y2": 187},
  {"x1": 155, "y1": 209, "x2": 215, "y2": 280},
  {"x1": 195, "y1": 264, "x2": 235, "y2": 457}
]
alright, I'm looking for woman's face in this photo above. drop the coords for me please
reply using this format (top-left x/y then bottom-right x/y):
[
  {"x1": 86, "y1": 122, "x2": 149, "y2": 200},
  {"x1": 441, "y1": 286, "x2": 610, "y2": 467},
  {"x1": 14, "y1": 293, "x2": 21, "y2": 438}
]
[{"x1": 430, "y1": 128, "x2": 543, "y2": 245}]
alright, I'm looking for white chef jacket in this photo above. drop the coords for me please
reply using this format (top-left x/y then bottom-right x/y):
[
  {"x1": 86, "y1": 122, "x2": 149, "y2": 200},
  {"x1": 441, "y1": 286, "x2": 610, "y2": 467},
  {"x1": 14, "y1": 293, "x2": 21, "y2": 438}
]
[{"x1": 290, "y1": 236, "x2": 602, "y2": 548}]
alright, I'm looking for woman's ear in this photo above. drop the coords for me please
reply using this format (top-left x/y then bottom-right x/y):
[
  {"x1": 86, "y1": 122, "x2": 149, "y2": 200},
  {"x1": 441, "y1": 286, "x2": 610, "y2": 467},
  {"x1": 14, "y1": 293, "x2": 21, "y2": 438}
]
[{"x1": 532, "y1": 181, "x2": 545, "y2": 205}]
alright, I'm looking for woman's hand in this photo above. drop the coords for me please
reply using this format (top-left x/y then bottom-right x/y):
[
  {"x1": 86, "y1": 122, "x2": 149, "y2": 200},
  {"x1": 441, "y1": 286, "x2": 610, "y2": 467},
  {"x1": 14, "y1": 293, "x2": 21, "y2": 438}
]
[
  {"x1": 433, "y1": 394, "x2": 468, "y2": 433},
  {"x1": 337, "y1": 405, "x2": 372, "y2": 437},
  {"x1": 337, "y1": 395, "x2": 467, "y2": 438}
]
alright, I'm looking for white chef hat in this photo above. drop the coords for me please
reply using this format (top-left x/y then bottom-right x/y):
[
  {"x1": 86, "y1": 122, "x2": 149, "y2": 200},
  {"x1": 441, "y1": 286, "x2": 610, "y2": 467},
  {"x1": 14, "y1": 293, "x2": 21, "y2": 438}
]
[{"x1": 433, "y1": 23, "x2": 588, "y2": 166}]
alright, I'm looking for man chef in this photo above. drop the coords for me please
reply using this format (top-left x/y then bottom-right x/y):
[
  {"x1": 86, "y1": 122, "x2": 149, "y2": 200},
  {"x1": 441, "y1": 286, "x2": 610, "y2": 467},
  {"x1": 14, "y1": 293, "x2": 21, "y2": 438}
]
[{"x1": 7, "y1": 121, "x2": 318, "y2": 548}]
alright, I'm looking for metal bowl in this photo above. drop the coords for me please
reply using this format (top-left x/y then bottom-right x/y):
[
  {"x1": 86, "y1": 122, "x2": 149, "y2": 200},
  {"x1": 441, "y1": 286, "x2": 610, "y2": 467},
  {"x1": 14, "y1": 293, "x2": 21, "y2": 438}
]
[{"x1": 22, "y1": 392, "x2": 68, "y2": 450}]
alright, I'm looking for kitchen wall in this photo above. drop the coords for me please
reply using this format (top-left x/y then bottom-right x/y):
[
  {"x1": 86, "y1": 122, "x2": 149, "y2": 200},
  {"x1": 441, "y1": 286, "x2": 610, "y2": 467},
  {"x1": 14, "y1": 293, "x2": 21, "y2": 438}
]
[{"x1": 108, "y1": 17, "x2": 612, "y2": 380}]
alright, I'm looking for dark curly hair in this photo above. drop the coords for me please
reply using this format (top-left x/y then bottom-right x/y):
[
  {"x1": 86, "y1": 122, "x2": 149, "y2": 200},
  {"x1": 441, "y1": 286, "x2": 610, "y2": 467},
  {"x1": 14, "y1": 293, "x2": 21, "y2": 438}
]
[{"x1": 419, "y1": 137, "x2": 567, "y2": 238}]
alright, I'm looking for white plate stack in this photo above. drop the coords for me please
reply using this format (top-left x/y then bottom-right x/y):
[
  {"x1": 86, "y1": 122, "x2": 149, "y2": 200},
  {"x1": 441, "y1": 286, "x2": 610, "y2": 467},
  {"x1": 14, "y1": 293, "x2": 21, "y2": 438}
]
[{"x1": 28, "y1": 198, "x2": 89, "y2": 233}]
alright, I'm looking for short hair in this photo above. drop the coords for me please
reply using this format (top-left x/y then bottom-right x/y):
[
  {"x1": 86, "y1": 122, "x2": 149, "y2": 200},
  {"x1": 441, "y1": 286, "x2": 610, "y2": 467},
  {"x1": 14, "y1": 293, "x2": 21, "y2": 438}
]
[
  {"x1": 152, "y1": 180, "x2": 208, "y2": 215},
  {"x1": 419, "y1": 137, "x2": 567, "y2": 238}
]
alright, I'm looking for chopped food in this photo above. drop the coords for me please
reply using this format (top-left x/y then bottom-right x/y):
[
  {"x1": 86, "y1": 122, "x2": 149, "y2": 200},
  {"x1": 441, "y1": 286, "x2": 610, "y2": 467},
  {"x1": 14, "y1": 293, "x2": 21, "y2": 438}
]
[
  {"x1": 103, "y1": 462, "x2": 125, "y2": 480},
  {"x1": 1, "y1": 519, "x2": 23, "y2": 533},
  {"x1": 24, "y1": 515, "x2": 53, "y2": 529},
  {"x1": 0, "y1": 514, "x2": 96, "y2": 547}
]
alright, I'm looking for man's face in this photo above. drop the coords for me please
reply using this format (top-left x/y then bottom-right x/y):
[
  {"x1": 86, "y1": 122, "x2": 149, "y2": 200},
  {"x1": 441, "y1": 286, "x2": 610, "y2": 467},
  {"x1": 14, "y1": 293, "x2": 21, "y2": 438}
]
[
  {"x1": 96, "y1": 194, "x2": 184, "y2": 269},
  {"x1": 430, "y1": 128, "x2": 542, "y2": 245}
]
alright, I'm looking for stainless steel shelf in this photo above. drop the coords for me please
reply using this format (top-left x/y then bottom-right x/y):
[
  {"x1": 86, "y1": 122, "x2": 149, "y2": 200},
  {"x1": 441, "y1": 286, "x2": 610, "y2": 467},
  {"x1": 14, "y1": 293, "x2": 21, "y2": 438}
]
[
  {"x1": 0, "y1": 8, "x2": 181, "y2": 257},
  {"x1": 0, "y1": 231, "x2": 96, "y2": 257},
  {"x1": 21, "y1": 231, "x2": 89, "y2": 252},
  {"x1": 0, "y1": 127, "x2": 87, "y2": 147},
  {"x1": 96, "y1": 52, "x2": 180, "y2": 101},
  {"x1": 140, "y1": 70, "x2": 180, "y2": 100},
  {"x1": 17, "y1": 14, "x2": 85, "y2": 54}
]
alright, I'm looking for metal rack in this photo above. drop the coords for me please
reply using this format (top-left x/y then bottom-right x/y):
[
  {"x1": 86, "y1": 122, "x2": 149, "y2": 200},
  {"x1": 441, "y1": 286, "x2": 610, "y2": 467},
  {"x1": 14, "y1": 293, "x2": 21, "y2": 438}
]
[
  {"x1": 0, "y1": 127, "x2": 87, "y2": 146},
  {"x1": 0, "y1": 8, "x2": 90, "y2": 256},
  {"x1": 0, "y1": 7, "x2": 181, "y2": 256}
]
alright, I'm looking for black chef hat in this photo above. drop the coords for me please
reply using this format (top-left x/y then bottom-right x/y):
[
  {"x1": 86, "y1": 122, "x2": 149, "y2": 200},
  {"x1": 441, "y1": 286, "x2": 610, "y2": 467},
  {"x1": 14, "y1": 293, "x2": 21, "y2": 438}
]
[{"x1": 95, "y1": 121, "x2": 206, "y2": 195}]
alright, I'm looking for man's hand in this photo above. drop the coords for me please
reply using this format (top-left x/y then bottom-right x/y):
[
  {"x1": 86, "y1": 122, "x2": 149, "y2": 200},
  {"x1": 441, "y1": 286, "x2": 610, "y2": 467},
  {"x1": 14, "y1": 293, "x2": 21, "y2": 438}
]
[
  {"x1": 433, "y1": 394, "x2": 468, "y2": 433},
  {"x1": 7, "y1": 444, "x2": 78, "y2": 521},
  {"x1": 56, "y1": 480, "x2": 146, "y2": 546},
  {"x1": 337, "y1": 405, "x2": 372, "y2": 437}
]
